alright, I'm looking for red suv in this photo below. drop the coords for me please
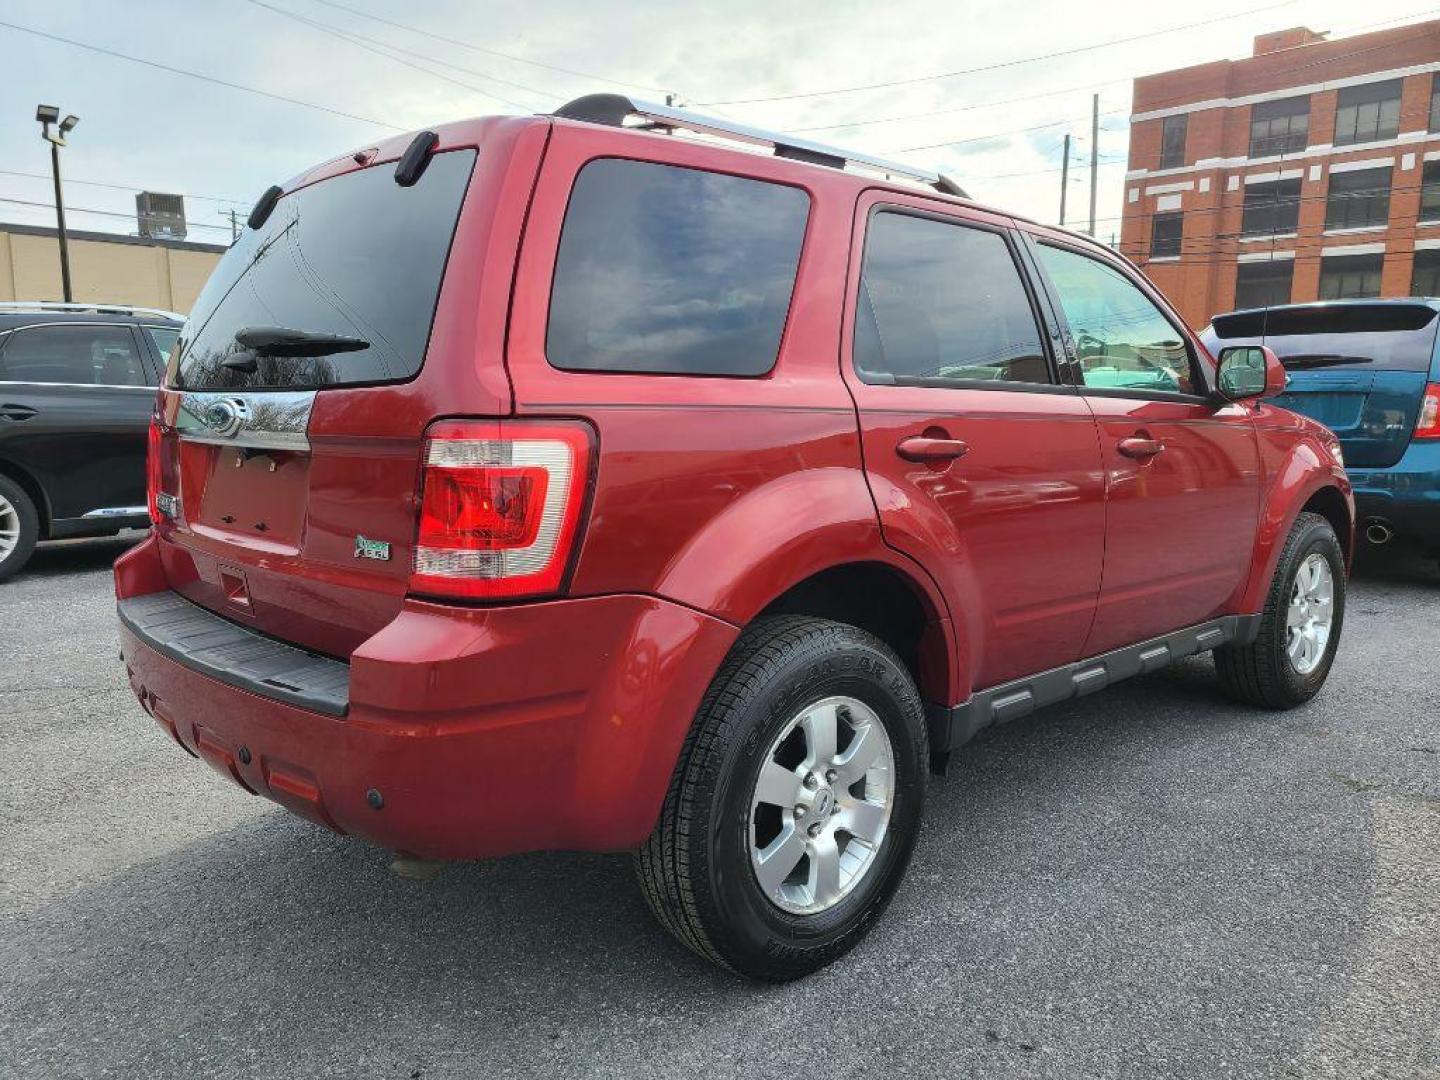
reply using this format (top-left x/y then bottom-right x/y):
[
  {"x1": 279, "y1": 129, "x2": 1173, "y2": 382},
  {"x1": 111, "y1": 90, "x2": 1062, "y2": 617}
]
[{"x1": 116, "y1": 95, "x2": 1353, "y2": 981}]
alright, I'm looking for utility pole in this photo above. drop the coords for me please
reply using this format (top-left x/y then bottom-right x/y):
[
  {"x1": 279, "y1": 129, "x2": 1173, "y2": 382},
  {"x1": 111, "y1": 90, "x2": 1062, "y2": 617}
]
[
  {"x1": 1059, "y1": 132, "x2": 1071, "y2": 227},
  {"x1": 220, "y1": 208, "x2": 240, "y2": 242},
  {"x1": 35, "y1": 105, "x2": 80, "y2": 303},
  {"x1": 1088, "y1": 93, "x2": 1099, "y2": 237}
]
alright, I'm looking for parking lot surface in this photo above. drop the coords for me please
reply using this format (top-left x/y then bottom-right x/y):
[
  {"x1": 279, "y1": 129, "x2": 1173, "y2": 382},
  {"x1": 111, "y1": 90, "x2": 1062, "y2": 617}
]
[{"x1": 2, "y1": 537, "x2": 1438, "y2": 1079}]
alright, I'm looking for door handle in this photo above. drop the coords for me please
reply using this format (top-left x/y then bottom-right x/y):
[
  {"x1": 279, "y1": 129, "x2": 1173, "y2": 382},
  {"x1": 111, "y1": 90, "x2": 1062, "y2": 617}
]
[
  {"x1": 1117, "y1": 436, "x2": 1164, "y2": 459},
  {"x1": 0, "y1": 404, "x2": 37, "y2": 422},
  {"x1": 896, "y1": 436, "x2": 970, "y2": 463}
]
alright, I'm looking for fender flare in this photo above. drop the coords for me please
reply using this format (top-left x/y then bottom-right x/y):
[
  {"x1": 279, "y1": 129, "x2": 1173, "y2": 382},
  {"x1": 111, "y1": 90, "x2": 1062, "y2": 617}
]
[{"x1": 653, "y1": 466, "x2": 960, "y2": 703}]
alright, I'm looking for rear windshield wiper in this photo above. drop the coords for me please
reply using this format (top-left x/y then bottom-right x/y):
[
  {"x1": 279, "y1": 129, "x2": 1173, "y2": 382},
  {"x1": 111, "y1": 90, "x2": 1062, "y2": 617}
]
[
  {"x1": 223, "y1": 326, "x2": 370, "y2": 372},
  {"x1": 1279, "y1": 354, "x2": 1374, "y2": 370}
]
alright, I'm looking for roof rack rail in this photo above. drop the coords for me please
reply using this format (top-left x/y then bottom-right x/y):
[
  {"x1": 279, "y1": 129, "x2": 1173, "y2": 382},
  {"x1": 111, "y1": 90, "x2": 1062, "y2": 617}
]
[
  {"x1": 553, "y1": 94, "x2": 968, "y2": 198},
  {"x1": 0, "y1": 300, "x2": 184, "y2": 321}
]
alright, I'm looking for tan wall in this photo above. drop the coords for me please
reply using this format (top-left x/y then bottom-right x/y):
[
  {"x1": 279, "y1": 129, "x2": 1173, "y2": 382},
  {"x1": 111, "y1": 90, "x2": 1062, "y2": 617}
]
[{"x1": 0, "y1": 229, "x2": 223, "y2": 314}]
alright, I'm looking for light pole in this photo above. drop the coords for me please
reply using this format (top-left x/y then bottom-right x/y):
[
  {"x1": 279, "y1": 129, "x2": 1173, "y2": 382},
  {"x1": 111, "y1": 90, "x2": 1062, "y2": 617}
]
[{"x1": 35, "y1": 105, "x2": 80, "y2": 303}]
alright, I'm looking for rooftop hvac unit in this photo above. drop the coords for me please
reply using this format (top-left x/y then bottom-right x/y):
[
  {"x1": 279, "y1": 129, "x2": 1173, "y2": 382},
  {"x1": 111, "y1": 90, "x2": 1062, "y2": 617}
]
[{"x1": 135, "y1": 192, "x2": 187, "y2": 240}]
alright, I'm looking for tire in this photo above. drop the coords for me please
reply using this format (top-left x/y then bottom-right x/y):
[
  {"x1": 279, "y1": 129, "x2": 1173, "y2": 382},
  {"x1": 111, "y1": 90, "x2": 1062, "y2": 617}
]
[
  {"x1": 0, "y1": 475, "x2": 39, "y2": 583},
  {"x1": 1215, "y1": 511, "x2": 1345, "y2": 709},
  {"x1": 634, "y1": 615, "x2": 928, "y2": 981}
]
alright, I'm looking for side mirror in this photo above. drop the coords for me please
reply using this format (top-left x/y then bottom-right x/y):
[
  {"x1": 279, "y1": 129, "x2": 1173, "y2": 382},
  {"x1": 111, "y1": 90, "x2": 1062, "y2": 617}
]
[{"x1": 1215, "y1": 345, "x2": 1286, "y2": 402}]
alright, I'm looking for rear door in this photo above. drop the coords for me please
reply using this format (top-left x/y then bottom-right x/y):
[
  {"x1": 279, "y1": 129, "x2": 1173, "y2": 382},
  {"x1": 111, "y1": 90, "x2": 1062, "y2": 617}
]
[
  {"x1": 0, "y1": 321, "x2": 155, "y2": 523},
  {"x1": 150, "y1": 121, "x2": 544, "y2": 657},
  {"x1": 1203, "y1": 303, "x2": 1439, "y2": 468},
  {"x1": 842, "y1": 193, "x2": 1106, "y2": 690},
  {"x1": 1027, "y1": 236, "x2": 1261, "y2": 655}
]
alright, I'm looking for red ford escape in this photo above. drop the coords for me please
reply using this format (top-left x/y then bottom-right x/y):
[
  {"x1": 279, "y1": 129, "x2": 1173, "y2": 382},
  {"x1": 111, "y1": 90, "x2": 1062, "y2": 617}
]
[{"x1": 116, "y1": 94, "x2": 1353, "y2": 981}]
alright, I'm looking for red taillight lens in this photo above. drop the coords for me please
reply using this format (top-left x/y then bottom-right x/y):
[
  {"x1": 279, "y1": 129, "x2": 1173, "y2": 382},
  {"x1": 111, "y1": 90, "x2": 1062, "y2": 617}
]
[
  {"x1": 410, "y1": 420, "x2": 592, "y2": 599},
  {"x1": 146, "y1": 416, "x2": 163, "y2": 524},
  {"x1": 1415, "y1": 383, "x2": 1440, "y2": 440}
]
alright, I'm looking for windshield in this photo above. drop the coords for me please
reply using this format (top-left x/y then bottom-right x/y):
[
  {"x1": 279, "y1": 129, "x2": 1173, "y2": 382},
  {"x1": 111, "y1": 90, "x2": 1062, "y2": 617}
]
[{"x1": 170, "y1": 149, "x2": 476, "y2": 391}]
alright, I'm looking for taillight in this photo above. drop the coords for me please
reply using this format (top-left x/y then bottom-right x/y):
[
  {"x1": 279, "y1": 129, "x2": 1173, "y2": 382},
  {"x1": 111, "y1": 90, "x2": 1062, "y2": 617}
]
[
  {"x1": 410, "y1": 420, "x2": 592, "y2": 600},
  {"x1": 1416, "y1": 383, "x2": 1440, "y2": 440},
  {"x1": 146, "y1": 416, "x2": 163, "y2": 523}
]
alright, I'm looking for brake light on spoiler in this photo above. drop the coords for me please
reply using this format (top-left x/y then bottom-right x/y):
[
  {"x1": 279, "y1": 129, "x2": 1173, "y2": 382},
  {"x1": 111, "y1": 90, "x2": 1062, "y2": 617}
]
[{"x1": 410, "y1": 419, "x2": 593, "y2": 600}]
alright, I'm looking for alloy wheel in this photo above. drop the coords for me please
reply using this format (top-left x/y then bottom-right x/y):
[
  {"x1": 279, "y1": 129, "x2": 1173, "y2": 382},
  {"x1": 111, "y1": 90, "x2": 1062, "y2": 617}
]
[{"x1": 1286, "y1": 552, "x2": 1335, "y2": 675}]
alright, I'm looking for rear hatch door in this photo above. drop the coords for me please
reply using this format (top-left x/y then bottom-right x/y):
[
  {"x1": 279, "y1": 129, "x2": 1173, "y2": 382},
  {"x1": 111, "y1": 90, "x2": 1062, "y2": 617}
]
[
  {"x1": 151, "y1": 121, "x2": 542, "y2": 657},
  {"x1": 1206, "y1": 302, "x2": 1438, "y2": 468}
]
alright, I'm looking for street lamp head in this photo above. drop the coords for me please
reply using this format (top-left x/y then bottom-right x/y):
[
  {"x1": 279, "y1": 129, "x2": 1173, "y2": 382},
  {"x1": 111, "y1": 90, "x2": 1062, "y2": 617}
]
[
  {"x1": 60, "y1": 115, "x2": 79, "y2": 134},
  {"x1": 35, "y1": 104, "x2": 59, "y2": 124}
]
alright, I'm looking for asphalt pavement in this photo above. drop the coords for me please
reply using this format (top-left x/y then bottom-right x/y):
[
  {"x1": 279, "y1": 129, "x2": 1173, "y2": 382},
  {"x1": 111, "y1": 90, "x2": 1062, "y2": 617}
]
[{"x1": 2, "y1": 535, "x2": 1438, "y2": 1079}]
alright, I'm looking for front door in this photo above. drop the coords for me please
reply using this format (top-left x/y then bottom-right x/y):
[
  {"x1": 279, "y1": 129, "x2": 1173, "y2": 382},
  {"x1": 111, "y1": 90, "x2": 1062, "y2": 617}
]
[
  {"x1": 1027, "y1": 237, "x2": 1261, "y2": 655},
  {"x1": 842, "y1": 194, "x2": 1106, "y2": 694}
]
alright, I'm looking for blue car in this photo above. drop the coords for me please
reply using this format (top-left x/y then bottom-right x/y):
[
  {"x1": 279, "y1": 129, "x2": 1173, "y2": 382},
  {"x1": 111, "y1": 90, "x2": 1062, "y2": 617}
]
[{"x1": 1202, "y1": 300, "x2": 1440, "y2": 559}]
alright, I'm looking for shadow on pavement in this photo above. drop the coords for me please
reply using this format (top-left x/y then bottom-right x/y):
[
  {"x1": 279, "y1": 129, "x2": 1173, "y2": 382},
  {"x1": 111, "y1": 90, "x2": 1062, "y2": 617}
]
[{"x1": 20, "y1": 532, "x2": 145, "y2": 577}]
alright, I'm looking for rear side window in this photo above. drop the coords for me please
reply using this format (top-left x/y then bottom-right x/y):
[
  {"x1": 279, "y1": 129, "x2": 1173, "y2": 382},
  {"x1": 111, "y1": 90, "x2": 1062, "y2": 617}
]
[
  {"x1": 1208, "y1": 304, "x2": 1439, "y2": 372},
  {"x1": 145, "y1": 326, "x2": 179, "y2": 364},
  {"x1": 546, "y1": 159, "x2": 809, "y2": 376},
  {"x1": 173, "y1": 149, "x2": 476, "y2": 391},
  {"x1": 854, "y1": 211, "x2": 1049, "y2": 386},
  {"x1": 0, "y1": 324, "x2": 149, "y2": 386}
]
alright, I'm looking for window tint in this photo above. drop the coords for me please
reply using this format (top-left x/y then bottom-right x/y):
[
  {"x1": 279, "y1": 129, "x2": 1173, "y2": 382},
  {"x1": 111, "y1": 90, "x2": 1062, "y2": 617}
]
[
  {"x1": 1210, "y1": 303, "x2": 1438, "y2": 373},
  {"x1": 1334, "y1": 80, "x2": 1402, "y2": 146},
  {"x1": 547, "y1": 159, "x2": 809, "y2": 376},
  {"x1": 175, "y1": 150, "x2": 476, "y2": 391},
  {"x1": 1160, "y1": 115, "x2": 1188, "y2": 170},
  {"x1": 1150, "y1": 212, "x2": 1183, "y2": 258},
  {"x1": 1241, "y1": 178, "x2": 1301, "y2": 237},
  {"x1": 853, "y1": 213, "x2": 1049, "y2": 386},
  {"x1": 1326, "y1": 167, "x2": 1391, "y2": 230},
  {"x1": 1036, "y1": 244, "x2": 1196, "y2": 395},
  {"x1": 0, "y1": 324, "x2": 148, "y2": 386},
  {"x1": 1234, "y1": 260, "x2": 1294, "y2": 309},
  {"x1": 1249, "y1": 97, "x2": 1310, "y2": 157},
  {"x1": 1412, "y1": 250, "x2": 1440, "y2": 296},
  {"x1": 1318, "y1": 254, "x2": 1384, "y2": 300},
  {"x1": 146, "y1": 325, "x2": 180, "y2": 364}
]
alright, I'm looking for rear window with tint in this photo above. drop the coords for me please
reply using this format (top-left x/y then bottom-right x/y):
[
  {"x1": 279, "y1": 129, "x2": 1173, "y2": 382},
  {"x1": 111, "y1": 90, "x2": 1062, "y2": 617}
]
[
  {"x1": 1205, "y1": 303, "x2": 1439, "y2": 372},
  {"x1": 172, "y1": 150, "x2": 476, "y2": 391},
  {"x1": 546, "y1": 159, "x2": 809, "y2": 376}
]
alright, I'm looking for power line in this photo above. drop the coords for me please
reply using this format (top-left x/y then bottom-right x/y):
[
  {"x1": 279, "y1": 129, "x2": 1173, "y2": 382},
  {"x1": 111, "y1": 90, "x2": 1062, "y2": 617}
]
[
  {"x1": 695, "y1": 1, "x2": 1297, "y2": 106},
  {"x1": 896, "y1": 109, "x2": 1129, "y2": 153},
  {"x1": 0, "y1": 196, "x2": 233, "y2": 233},
  {"x1": 0, "y1": 18, "x2": 406, "y2": 130},
  {"x1": 0, "y1": 169, "x2": 250, "y2": 207},
  {"x1": 305, "y1": 0, "x2": 669, "y2": 95},
  {"x1": 244, "y1": 0, "x2": 545, "y2": 112}
]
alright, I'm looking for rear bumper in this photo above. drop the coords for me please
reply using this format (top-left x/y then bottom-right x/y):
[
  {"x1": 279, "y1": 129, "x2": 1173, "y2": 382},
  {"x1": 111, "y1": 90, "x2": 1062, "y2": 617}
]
[
  {"x1": 115, "y1": 535, "x2": 739, "y2": 860},
  {"x1": 1348, "y1": 440, "x2": 1440, "y2": 544}
]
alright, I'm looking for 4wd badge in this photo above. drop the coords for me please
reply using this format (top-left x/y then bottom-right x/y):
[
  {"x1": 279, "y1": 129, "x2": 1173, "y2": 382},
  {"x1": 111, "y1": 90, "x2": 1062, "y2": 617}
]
[{"x1": 354, "y1": 535, "x2": 391, "y2": 561}]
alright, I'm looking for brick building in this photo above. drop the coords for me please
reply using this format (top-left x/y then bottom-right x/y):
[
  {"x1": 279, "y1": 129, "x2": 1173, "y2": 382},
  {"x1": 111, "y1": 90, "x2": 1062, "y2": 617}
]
[{"x1": 1120, "y1": 20, "x2": 1440, "y2": 328}]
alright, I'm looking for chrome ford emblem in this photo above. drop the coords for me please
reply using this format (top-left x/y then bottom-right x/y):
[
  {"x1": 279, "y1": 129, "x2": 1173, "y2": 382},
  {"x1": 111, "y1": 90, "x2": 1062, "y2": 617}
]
[{"x1": 202, "y1": 397, "x2": 248, "y2": 438}]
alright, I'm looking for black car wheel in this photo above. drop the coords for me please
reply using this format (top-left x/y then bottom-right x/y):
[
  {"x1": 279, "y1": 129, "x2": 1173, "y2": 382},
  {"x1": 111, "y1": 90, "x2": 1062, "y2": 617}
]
[
  {"x1": 0, "y1": 475, "x2": 39, "y2": 582},
  {"x1": 634, "y1": 616, "x2": 928, "y2": 981}
]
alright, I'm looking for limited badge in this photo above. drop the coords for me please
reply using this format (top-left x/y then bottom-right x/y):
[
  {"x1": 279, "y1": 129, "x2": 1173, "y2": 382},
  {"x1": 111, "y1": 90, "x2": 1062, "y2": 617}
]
[{"x1": 354, "y1": 535, "x2": 391, "y2": 561}]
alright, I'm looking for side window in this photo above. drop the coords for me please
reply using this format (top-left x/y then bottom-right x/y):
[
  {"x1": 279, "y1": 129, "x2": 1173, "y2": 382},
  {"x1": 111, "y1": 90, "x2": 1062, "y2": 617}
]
[
  {"x1": 1035, "y1": 244, "x2": 1197, "y2": 396},
  {"x1": 854, "y1": 212, "x2": 1050, "y2": 386},
  {"x1": 0, "y1": 324, "x2": 148, "y2": 387},
  {"x1": 546, "y1": 159, "x2": 809, "y2": 376},
  {"x1": 145, "y1": 326, "x2": 180, "y2": 374}
]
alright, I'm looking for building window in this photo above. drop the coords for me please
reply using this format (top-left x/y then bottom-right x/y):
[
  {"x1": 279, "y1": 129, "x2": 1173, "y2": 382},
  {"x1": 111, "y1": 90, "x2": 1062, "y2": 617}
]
[
  {"x1": 1413, "y1": 250, "x2": 1440, "y2": 295},
  {"x1": 1421, "y1": 161, "x2": 1440, "y2": 224},
  {"x1": 1319, "y1": 253, "x2": 1384, "y2": 299},
  {"x1": 1160, "y1": 115, "x2": 1188, "y2": 170},
  {"x1": 1325, "y1": 167, "x2": 1392, "y2": 231},
  {"x1": 1150, "y1": 211, "x2": 1183, "y2": 257},
  {"x1": 1234, "y1": 260, "x2": 1294, "y2": 309},
  {"x1": 1241, "y1": 178, "x2": 1302, "y2": 237},
  {"x1": 1431, "y1": 74, "x2": 1440, "y2": 132},
  {"x1": 1334, "y1": 79, "x2": 1402, "y2": 147},
  {"x1": 1249, "y1": 96, "x2": 1309, "y2": 157}
]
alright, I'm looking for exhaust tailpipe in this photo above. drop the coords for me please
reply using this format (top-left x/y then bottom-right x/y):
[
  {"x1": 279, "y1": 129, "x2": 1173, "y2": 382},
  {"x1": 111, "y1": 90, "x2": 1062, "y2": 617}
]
[{"x1": 1364, "y1": 518, "x2": 1395, "y2": 546}]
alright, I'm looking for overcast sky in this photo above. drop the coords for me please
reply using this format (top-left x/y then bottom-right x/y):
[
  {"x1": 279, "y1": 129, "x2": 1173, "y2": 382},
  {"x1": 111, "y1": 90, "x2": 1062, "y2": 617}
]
[{"x1": 1, "y1": 0, "x2": 1434, "y2": 247}]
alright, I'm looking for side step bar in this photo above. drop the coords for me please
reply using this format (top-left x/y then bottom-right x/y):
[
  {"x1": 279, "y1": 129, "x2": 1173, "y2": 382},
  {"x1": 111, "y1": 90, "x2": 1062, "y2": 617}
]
[{"x1": 927, "y1": 614, "x2": 1263, "y2": 752}]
